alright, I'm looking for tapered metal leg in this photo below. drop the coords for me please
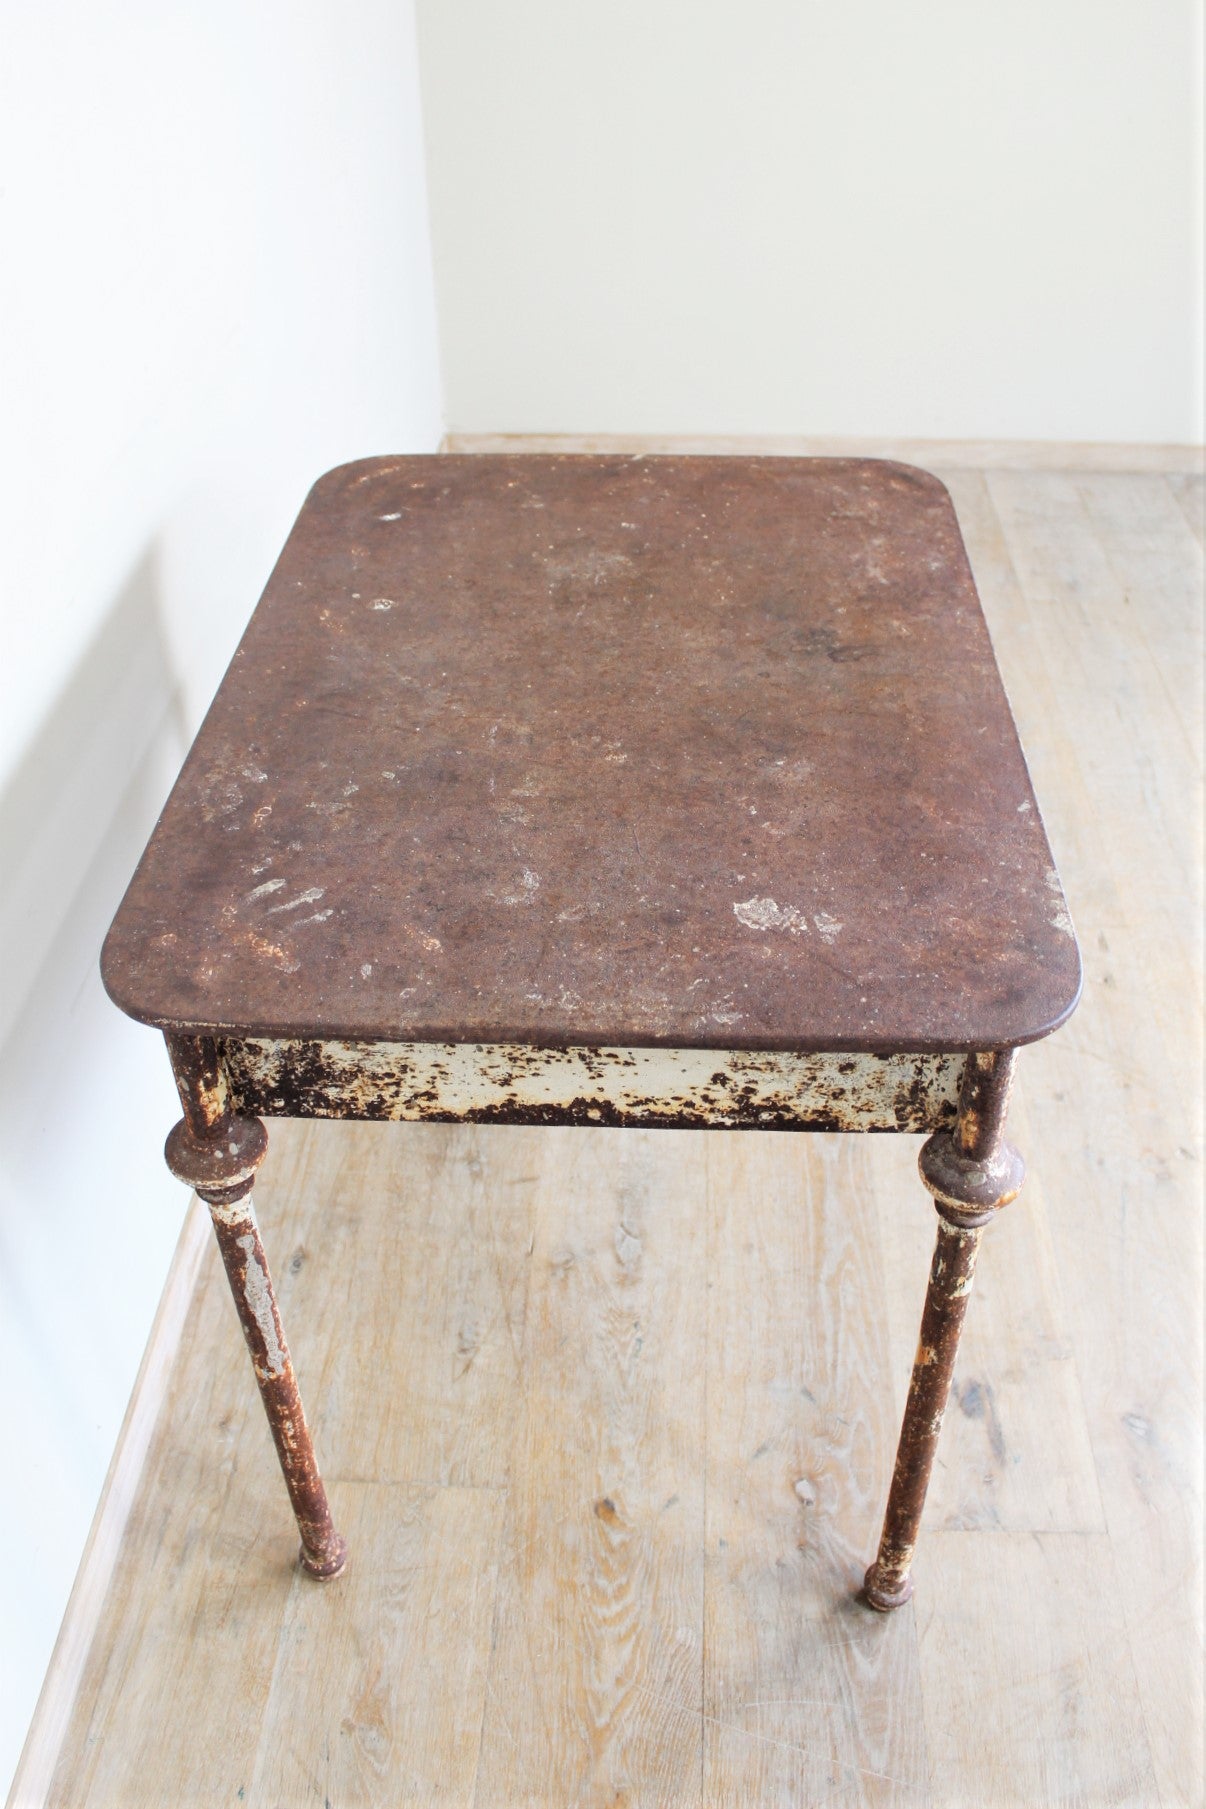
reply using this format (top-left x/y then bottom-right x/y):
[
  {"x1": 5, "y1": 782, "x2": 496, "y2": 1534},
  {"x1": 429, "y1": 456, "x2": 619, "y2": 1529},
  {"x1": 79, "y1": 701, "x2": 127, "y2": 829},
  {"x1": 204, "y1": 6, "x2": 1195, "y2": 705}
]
[
  {"x1": 863, "y1": 1050, "x2": 1024, "y2": 1612},
  {"x1": 164, "y1": 1034, "x2": 347, "y2": 1580}
]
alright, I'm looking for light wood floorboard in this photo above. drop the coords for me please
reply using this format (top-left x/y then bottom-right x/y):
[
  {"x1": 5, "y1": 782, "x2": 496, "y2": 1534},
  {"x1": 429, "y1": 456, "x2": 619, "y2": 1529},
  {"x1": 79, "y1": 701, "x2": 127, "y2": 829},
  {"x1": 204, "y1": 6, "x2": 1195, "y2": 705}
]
[
  {"x1": 10, "y1": 460, "x2": 1202, "y2": 1808},
  {"x1": 703, "y1": 1135, "x2": 930, "y2": 1804},
  {"x1": 473, "y1": 1129, "x2": 708, "y2": 1805}
]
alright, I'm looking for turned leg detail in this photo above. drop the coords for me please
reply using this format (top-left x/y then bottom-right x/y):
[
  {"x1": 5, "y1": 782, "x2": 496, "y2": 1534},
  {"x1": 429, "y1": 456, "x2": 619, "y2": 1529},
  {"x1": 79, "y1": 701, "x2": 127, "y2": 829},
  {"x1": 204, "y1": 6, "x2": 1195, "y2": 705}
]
[
  {"x1": 164, "y1": 1034, "x2": 348, "y2": 1580},
  {"x1": 863, "y1": 1049, "x2": 1024, "y2": 1612}
]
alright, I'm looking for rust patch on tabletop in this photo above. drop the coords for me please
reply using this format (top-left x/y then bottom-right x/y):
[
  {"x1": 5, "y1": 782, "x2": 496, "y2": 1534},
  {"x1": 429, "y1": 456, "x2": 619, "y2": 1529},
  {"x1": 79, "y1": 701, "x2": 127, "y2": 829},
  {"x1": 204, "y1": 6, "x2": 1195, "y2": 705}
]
[{"x1": 101, "y1": 456, "x2": 1081, "y2": 1058}]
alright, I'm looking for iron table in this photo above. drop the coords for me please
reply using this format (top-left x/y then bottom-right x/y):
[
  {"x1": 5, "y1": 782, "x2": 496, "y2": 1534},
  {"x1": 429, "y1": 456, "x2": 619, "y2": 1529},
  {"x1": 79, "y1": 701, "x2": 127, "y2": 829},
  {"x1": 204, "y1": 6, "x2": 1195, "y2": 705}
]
[{"x1": 102, "y1": 455, "x2": 1081, "y2": 1608}]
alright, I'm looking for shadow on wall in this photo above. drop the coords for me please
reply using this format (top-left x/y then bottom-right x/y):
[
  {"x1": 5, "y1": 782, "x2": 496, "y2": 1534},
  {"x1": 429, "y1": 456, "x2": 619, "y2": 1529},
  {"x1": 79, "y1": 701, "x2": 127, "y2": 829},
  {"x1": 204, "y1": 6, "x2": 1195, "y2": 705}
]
[
  {"x1": 0, "y1": 547, "x2": 188, "y2": 1046},
  {"x1": 0, "y1": 547, "x2": 193, "y2": 1790}
]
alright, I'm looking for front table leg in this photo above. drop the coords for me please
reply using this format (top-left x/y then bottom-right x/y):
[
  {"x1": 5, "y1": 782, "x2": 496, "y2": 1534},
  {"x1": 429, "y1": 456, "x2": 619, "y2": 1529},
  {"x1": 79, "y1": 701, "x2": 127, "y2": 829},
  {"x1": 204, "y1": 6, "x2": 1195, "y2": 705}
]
[
  {"x1": 863, "y1": 1049, "x2": 1024, "y2": 1611},
  {"x1": 164, "y1": 1034, "x2": 348, "y2": 1579}
]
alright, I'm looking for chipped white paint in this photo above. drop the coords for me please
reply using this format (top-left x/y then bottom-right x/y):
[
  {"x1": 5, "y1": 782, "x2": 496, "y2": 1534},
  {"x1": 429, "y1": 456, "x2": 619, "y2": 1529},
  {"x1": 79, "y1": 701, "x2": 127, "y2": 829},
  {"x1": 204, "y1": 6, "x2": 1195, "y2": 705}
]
[
  {"x1": 371, "y1": 598, "x2": 394, "y2": 610},
  {"x1": 813, "y1": 911, "x2": 843, "y2": 943},
  {"x1": 225, "y1": 1039, "x2": 966, "y2": 1133},
  {"x1": 246, "y1": 878, "x2": 287, "y2": 901},
  {"x1": 496, "y1": 868, "x2": 541, "y2": 906},
  {"x1": 200, "y1": 776, "x2": 243, "y2": 820},
  {"x1": 237, "y1": 1231, "x2": 287, "y2": 1377},
  {"x1": 352, "y1": 462, "x2": 402, "y2": 485},
  {"x1": 1045, "y1": 867, "x2": 1076, "y2": 939},
  {"x1": 207, "y1": 1193, "x2": 253, "y2": 1228},
  {"x1": 733, "y1": 896, "x2": 809, "y2": 935},
  {"x1": 378, "y1": 511, "x2": 403, "y2": 521},
  {"x1": 556, "y1": 900, "x2": 602, "y2": 923},
  {"x1": 266, "y1": 887, "x2": 326, "y2": 915}
]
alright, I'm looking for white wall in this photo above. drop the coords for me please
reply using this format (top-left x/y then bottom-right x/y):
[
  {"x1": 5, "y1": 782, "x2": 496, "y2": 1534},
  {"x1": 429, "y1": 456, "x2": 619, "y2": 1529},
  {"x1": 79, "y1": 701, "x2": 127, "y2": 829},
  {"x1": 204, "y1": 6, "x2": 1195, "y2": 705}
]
[
  {"x1": 417, "y1": 0, "x2": 1204, "y2": 445},
  {"x1": 0, "y1": 1, "x2": 441, "y2": 1791}
]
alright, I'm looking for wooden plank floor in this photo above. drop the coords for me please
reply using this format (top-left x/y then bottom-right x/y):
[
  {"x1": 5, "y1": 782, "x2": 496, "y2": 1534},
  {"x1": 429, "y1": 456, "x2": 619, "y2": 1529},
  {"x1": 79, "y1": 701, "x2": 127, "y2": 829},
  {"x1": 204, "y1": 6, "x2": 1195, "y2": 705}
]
[{"x1": 12, "y1": 458, "x2": 1203, "y2": 1808}]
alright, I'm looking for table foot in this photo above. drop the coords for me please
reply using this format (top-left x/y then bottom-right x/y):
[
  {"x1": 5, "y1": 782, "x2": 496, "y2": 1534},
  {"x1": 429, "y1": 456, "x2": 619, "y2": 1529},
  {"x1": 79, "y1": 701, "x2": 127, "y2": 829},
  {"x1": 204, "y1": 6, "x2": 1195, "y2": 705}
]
[
  {"x1": 165, "y1": 1034, "x2": 348, "y2": 1580},
  {"x1": 862, "y1": 1050, "x2": 1024, "y2": 1612},
  {"x1": 862, "y1": 1568, "x2": 914, "y2": 1613},
  {"x1": 299, "y1": 1535, "x2": 350, "y2": 1580}
]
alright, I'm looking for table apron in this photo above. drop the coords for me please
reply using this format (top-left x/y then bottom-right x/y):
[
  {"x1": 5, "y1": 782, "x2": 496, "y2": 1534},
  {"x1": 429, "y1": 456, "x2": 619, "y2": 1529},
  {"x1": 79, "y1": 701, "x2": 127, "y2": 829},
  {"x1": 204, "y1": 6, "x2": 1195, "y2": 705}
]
[{"x1": 220, "y1": 1038, "x2": 966, "y2": 1133}]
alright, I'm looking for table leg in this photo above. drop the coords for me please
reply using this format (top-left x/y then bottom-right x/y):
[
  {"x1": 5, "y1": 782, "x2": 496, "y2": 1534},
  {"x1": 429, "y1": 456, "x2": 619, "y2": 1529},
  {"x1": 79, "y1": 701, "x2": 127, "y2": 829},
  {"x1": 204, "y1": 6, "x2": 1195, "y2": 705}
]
[
  {"x1": 863, "y1": 1050, "x2": 1024, "y2": 1611},
  {"x1": 163, "y1": 1034, "x2": 348, "y2": 1580}
]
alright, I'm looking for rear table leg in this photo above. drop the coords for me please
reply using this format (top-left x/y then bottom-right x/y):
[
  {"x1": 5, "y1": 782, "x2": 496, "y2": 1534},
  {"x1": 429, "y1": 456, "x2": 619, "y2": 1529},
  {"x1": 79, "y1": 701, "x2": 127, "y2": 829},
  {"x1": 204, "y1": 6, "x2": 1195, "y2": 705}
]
[
  {"x1": 164, "y1": 1034, "x2": 347, "y2": 1580},
  {"x1": 863, "y1": 1050, "x2": 1024, "y2": 1611}
]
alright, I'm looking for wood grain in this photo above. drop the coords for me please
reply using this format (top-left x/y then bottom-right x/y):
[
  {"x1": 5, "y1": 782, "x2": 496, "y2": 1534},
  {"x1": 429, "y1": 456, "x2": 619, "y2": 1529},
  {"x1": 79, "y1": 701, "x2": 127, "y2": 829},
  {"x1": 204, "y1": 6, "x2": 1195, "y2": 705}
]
[
  {"x1": 949, "y1": 467, "x2": 1203, "y2": 1804},
  {"x1": 264, "y1": 1119, "x2": 539, "y2": 1489},
  {"x1": 1165, "y1": 472, "x2": 1204, "y2": 548},
  {"x1": 473, "y1": 1127, "x2": 707, "y2": 1807},
  {"x1": 248, "y1": 1482, "x2": 501, "y2": 1807},
  {"x1": 703, "y1": 1132, "x2": 930, "y2": 1803},
  {"x1": 913, "y1": 1532, "x2": 1159, "y2": 1806},
  {"x1": 985, "y1": 471, "x2": 1202, "y2": 1100},
  {"x1": 6, "y1": 1198, "x2": 210, "y2": 1809},
  {"x1": 42, "y1": 1160, "x2": 316, "y2": 1807}
]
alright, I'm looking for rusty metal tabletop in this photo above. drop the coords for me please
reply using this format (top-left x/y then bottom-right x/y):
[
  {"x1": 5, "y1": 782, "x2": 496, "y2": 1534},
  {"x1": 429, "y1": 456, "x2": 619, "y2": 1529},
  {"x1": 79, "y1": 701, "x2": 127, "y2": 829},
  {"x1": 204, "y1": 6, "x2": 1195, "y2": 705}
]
[{"x1": 102, "y1": 455, "x2": 1081, "y2": 1054}]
